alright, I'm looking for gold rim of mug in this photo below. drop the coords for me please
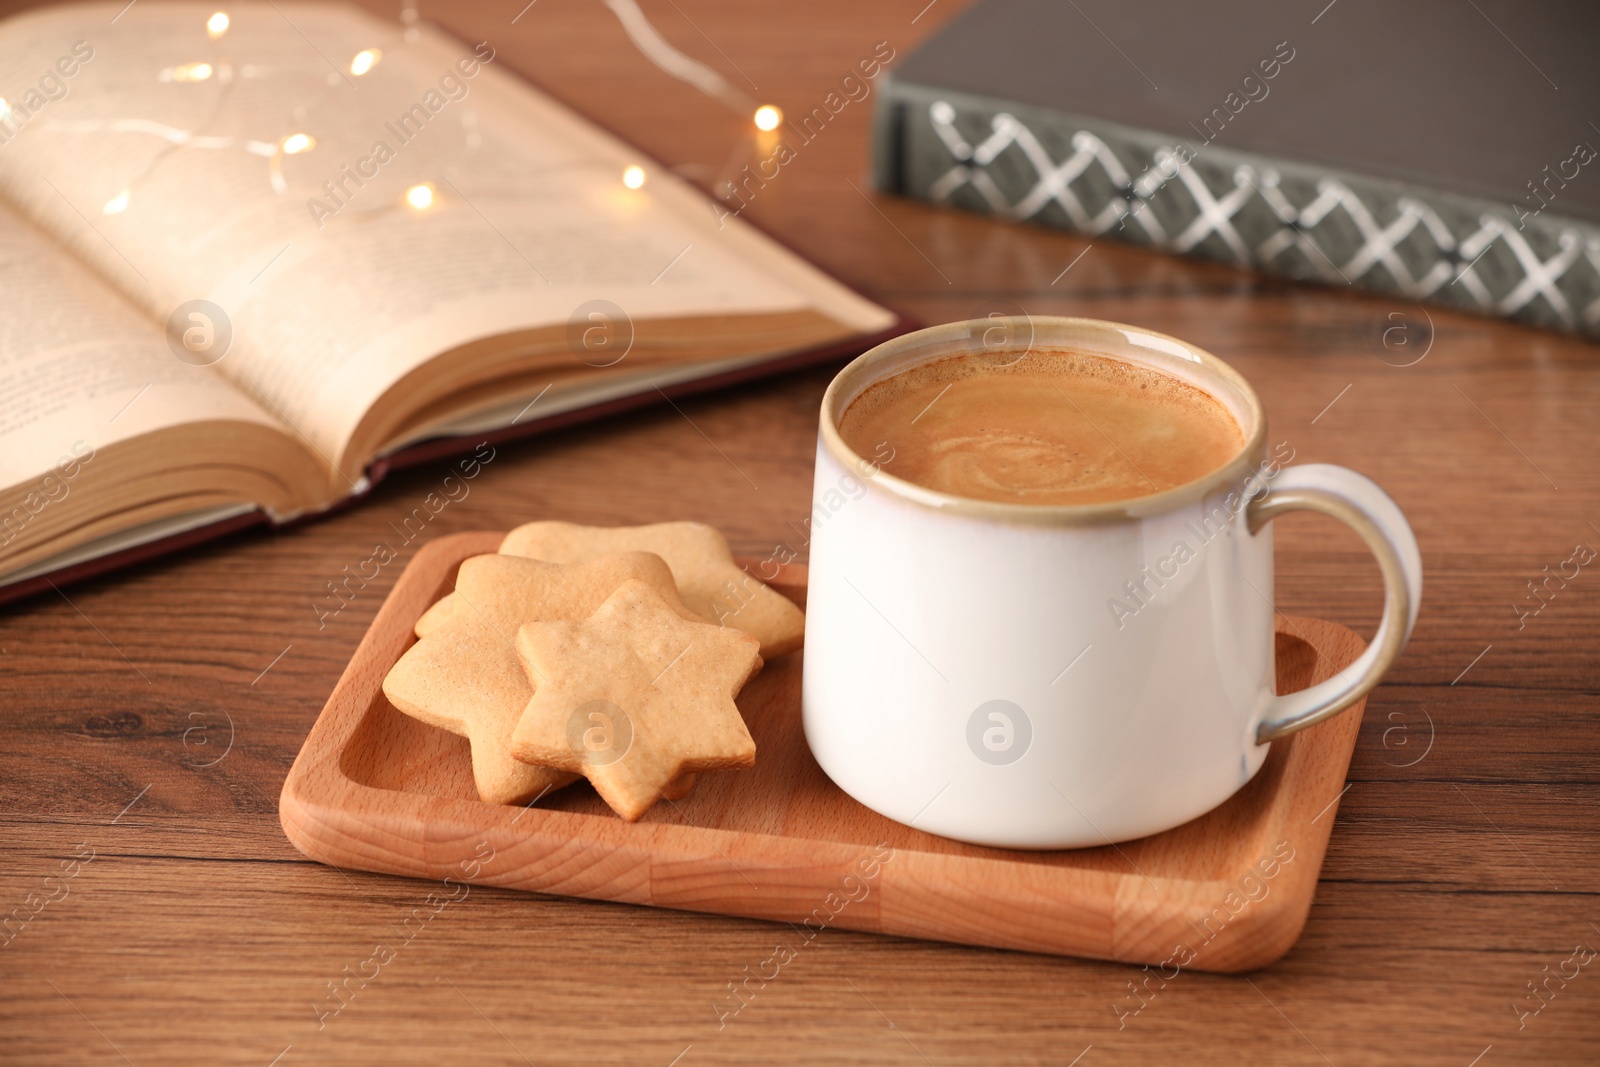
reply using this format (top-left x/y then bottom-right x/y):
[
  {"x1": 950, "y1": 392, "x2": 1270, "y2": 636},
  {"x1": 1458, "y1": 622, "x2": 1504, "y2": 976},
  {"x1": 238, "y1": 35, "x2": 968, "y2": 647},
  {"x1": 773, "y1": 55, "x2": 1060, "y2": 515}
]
[{"x1": 818, "y1": 317, "x2": 1269, "y2": 526}]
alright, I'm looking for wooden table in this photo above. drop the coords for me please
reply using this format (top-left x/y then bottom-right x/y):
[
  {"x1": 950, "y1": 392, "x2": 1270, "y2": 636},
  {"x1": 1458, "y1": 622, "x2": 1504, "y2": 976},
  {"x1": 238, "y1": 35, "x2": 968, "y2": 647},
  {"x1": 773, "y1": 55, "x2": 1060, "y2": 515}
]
[{"x1": 3, "y1": 1, "x2": 1597, "y2": 1063}]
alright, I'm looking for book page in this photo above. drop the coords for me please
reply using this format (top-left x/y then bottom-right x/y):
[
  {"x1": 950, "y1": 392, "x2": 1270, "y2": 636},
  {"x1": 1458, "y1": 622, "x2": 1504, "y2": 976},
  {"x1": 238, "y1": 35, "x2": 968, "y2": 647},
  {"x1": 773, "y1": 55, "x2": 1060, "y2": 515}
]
[
  {"x1": 0, "y1": 2, "x2": 894, "y2": 475},
  {"x1": 0, "y1": 201, "x2": 290, "y2": 491}
]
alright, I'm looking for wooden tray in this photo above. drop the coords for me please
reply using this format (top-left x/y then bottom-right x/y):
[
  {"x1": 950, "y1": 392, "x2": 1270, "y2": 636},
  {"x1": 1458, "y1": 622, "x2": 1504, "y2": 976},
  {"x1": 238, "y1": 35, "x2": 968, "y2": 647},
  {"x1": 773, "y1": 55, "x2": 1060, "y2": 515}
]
[{"x1": 280, "y1": 531, "x2": 1367, "y2": 972}]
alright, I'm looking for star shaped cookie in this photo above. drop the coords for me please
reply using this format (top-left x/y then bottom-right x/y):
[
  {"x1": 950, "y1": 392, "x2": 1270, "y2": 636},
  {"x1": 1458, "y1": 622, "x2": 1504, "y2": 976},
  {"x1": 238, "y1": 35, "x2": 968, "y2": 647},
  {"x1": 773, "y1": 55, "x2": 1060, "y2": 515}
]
[
  {"x1": 382, "y1": 552, "x2": 700, "y2": 806},
  {"x1": 510, "y1": 578, "x2": 762, "y2": 821},
  {"x1": 416, "y1": 521, "x2": 805, "y2": 658}
]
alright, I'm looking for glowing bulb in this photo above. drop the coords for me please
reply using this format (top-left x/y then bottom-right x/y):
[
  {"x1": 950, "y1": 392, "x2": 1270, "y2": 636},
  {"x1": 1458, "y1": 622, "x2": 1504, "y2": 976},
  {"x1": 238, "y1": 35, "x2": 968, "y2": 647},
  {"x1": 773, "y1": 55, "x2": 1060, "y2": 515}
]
[
  {"x1": 754, "y1": 104, "x2": 782, "y2": 131},
  {"x1": 0, "y1": 98, "x2": 10, "y2": 120},
  {"x1": 206, "y1": 11, "x2": 229, "y2": 37},
  {"x1": 622, "y1": 164, "x2": 646, "y2": 190},
  {"x1": 172, "y1": 62, "x2": 214, "y2": 82},
  {"x1": 103, "y1": 190, "x2": 130, "y2": 215},
  {"x1": 280, "y1": 132, "x2": 315, "y2": 154},
  {"x1": 405, "y1": 183, "x2": 435, "y2": 210},
  {"x1": 349, "y1": 48, "x2": 381, "y2": 76}
]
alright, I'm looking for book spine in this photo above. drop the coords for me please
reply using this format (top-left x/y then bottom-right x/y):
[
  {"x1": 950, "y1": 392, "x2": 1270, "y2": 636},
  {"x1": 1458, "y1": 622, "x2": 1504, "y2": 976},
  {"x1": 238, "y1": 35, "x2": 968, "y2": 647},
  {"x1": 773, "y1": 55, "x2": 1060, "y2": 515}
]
[{"x1": 872, "y1": 76, "x2": 1600, "y2": 341}]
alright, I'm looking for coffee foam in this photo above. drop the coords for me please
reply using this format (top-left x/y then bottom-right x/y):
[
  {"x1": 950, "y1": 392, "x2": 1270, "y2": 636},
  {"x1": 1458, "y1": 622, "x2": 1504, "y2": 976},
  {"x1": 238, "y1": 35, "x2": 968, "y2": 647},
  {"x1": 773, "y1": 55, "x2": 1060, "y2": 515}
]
[
  {"x1": 837, "y1": 348, "x2": 1245, "y2": 506},
  {"x1": 848, "y1": 348, "x2": 1218, "y2": 413}
]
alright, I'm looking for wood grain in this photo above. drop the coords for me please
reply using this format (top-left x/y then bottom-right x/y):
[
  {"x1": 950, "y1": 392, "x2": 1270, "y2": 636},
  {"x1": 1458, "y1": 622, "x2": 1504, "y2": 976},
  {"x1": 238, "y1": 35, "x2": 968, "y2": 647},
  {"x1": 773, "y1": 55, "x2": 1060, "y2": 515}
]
[
  {"x1": 1, "y1": 0, "x2": 1598, "y2": 1064},
  {"x1": 280, "y1": 531, "x2": 1365, "y2": 973}
]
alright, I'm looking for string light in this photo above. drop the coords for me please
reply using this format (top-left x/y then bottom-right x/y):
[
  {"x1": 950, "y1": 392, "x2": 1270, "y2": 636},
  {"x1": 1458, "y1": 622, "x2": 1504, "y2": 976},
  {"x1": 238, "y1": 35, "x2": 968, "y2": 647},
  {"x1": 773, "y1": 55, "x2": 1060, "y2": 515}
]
[
  {"x1": 164, "y1": 62, "x2": 214, "y2": 82},
  {"x1": 602, "y1": 0, "x2": 754, "y2": 115},
  {"x1": 349, "y1": 49, "x2": 381, "y2": 76},
  {"x1": 103, "y1": 189, "x2": 130, "y2": 215},
  {"x1": 206, "y1": 11, "x2": 230, "y2": 38},
  {"x1": 404, "y1": 182, "x2": 435, "y2": 209},
  {"x1": 753, "y1": 105, "x2": 782, "y2": 131},
  {"x1": 622, "y1": 164, "x2": 646, "y2": 189},
  {"x1": 280, "y1": 133, "x2": 315, "y2": 154}
]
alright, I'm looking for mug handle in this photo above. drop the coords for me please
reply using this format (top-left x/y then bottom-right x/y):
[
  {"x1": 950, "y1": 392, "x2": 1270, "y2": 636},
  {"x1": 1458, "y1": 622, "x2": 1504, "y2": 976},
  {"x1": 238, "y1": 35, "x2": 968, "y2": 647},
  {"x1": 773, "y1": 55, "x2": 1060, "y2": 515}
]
[{"x1": 1246, "y1": 463, "x2": 1423, "y2": 743}]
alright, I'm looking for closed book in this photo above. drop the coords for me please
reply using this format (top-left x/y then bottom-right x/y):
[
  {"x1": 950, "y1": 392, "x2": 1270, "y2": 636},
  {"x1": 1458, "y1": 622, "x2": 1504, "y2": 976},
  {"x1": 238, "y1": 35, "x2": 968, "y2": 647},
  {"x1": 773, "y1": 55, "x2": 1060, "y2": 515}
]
[{"x1": 874, "y1": 0, "x2": 1600, "y2": 339}]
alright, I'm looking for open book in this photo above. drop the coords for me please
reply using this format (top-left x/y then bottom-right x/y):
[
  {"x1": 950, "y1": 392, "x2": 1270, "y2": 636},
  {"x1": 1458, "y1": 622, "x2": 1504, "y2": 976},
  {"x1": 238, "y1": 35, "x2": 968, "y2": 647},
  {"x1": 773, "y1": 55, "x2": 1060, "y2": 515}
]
[{"x1": 0, "y1": 2, "x2": 899, "y2": 601}]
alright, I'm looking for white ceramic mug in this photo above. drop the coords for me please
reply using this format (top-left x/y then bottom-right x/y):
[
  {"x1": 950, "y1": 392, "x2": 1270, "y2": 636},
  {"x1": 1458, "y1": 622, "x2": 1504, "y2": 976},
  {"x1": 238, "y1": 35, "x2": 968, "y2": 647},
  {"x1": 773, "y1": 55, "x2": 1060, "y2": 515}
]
[{"x1": 802, "y1": 318, "x2": 1421, "y2": 849}]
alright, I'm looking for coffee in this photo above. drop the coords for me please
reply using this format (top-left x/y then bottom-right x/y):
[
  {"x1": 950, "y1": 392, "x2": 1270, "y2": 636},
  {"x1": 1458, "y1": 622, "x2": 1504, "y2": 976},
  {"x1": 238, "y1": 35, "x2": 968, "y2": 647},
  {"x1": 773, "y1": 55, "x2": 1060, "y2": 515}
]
[{"x1": 837, "y1": 350, "x2": 1243, "y2": 506}]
